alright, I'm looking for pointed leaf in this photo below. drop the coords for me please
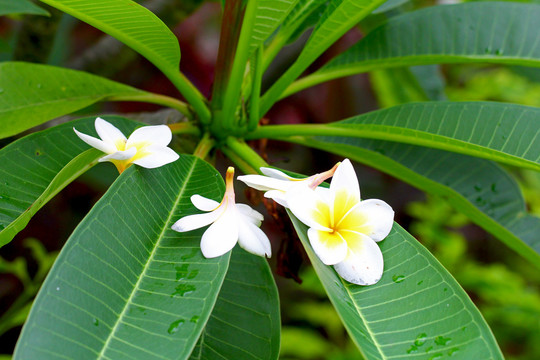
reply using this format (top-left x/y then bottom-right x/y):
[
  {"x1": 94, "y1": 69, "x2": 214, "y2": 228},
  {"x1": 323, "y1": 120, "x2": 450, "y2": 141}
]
[
  {"x1": 189, "y1": 247, "x2": 280, "y2": 360},
  {"x1": 0, "y1": 0, "x2": 49, "y2": 16},
  {"x1": 288, "y1": 136, "x2": 540, "y2": 267},
  {"x1": 14, "y1": 156, "x2": 230, "y2": 359},
  {"x1": 0, "y1": 116, "x2": 141, "y2": 246},
  {"x1": 288, "y1": 2, "x2": 540, "y2": 95},
  {"x1": 0, "y1": 62, "x2": 147, "y2": 138},
  {"x1": 261, "y1": 0, "x2": 387, "y2": 115},
  {"x1": 289, "y1": 212, "x2": 503, "y2": 359}
]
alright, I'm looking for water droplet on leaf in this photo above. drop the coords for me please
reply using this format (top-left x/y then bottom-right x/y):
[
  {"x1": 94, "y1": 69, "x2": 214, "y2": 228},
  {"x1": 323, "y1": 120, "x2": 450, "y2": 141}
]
[
  {"x1": 168, "y1": 319, "x2": 185, "y2": 334},
  {"x1": 190, "y1": 316, "x2": 199, "y2": 323},
  {"x1": 92, "y1": 318, "x2": 99, "y2": 326},
  {"x1": 435, "y1": 335, "x2": 451, "y2": 346},
  {"x1": 392, "y1": 275, "x2": 405, "y2": 283},
  {"x1": 172, "y1": 283, "x2": 196, "y2": 297},
  {"x1": 415, "y1": 333, "x2": 427, "y2": 346}
]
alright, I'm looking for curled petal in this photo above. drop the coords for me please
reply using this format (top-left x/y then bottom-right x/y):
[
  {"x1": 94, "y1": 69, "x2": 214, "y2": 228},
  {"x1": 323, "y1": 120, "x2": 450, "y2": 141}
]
[
  {"x1": 330, "y1": 159, "x2": 360, "y2": 203},
  {"x1": 74, "y1": 128, "x2": 116, "y2": 154},
  {"x1": 288, "y1": 186, "x2": 332, "y2": 231},
  {"x1": 264, "y1": 190, "x2": 288, "y2": 207},
  {"x1": 99, "y1": 147, "x2": 137, "y2": 162},
  {"x1": 200, "y1": 207, "x2": 239, "y2": 258},
  {"x1": 171, "y1": 209, "x2": 222, "y2": 233},
  {"x1": 237, "y1": 174, "x2": 291, "y2": 192},
  {"x1": 307, "y1": 228, "x2": 348, "y2": 265},
  {"x1": 126, "y1": 124, "x2": 172, "y2": 148},
  {"x1": 131, "y1": 146, "x2": 179, "y2": 168},
  {"x1": 237, "y1": 204, "x2": 264, "y2": 225},
  {"x1": 191, "y1": 195, "x2": 219, "y2": 211},
  {"x1": 334, "y1": 233, "x2": 384, "y2": 285},
  {"x1": 260, "y1": 167, "x2": 297, "y2": 180},
  {"x1": 238, "y1": 218, "x2": 271, "y2": 257},
  {"x1": 353, "y1": 199, "x2": 394, "y2": 242},
  {"x1": 94, "y1": 117, "x2": 127, "y2": 147}
]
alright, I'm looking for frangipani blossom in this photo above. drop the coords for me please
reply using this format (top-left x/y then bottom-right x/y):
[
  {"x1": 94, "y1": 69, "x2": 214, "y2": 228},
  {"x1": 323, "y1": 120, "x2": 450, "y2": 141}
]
[
  {"x1": 287, "y1": 159, "x2": 394, "y2": 285},
  {"x1": 237, "y1": 163, "x2": 339, "y2": 207},
  {"x1": 74, "y1": 117, "x2": 179, "y2": 173},
  {"x1": 171, "y1": 167, "x2": 271, "y2": 259}
]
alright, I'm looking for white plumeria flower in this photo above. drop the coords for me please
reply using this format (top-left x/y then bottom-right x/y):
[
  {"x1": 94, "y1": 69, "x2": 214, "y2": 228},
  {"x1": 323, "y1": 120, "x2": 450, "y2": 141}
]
[
  {"x1": 171, "y1": 167, "x2": 271, "y2": 259},
  {"x1": 74, "y1": 117, "x2": 179, "y2": 173},
  {"x1": 237, "y1": 163, "x2": 339, "y2": 207},
  {"x1": 287, "y1": 159, "x2": 394, "y2": 285}
]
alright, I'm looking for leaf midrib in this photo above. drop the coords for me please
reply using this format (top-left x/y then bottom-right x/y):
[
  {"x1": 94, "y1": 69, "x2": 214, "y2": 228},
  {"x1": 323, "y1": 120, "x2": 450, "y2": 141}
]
[{"x1": 96, "y1": 160, "x2": 197, "y2": 360}]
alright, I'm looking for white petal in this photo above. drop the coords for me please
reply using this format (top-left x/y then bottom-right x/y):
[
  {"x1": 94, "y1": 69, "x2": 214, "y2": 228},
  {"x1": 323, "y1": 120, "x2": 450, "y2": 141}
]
[
  {"x1": 260, "y1": 167, "x2": 297, "y2": 180},
  {"x1": 307, "y1": 228, "x2": 348, "y2": 265},
  {"x1": 200, "y1": 206, "x2": 239, "y2": 258},
  {"x1": 237, "y1": 174, "x2": 291, "y2": 192},
  {"x1": 171, "y1": 209, "x2": 221, "y2": 232},
  {"x1": 238, "y1": 218, "x2": 271, "y2": 257},
  {"x1": 334, "y1": 234, "x2": 383, "y2": 285},
  {"x1": 131, "y1": 146, "x2": 179, "y2": 168},
  {"x1": 94, "y1": 117, "x2": 127, "y2": 145},
  {"x1": 355, "y1": 199, "x2": 394, "y2": 242},
  {"x1": 264, "y1": 190, "x2": 288, "y2": 207},
  {"x1": 73, "y1": 128, "x2": 116, "y2": 154},
  {"x1": 287, "y1": 186, "x2": 332, "y2": 231},
  {"x1": 330, "y1": 159, "x2": 360, "y2": 203},
  {"x1": 191, "y1": 195, "x2": 219, "y2": 211},
  {"x1": 126, "y1": 124, "x2": 172, "y2": 148},
  {"x1": 99, "y1": 147, "x2": 137, "y2": 162},
  {"x1": 236, "y1": 204, "x2": 264, "y2": 225}
]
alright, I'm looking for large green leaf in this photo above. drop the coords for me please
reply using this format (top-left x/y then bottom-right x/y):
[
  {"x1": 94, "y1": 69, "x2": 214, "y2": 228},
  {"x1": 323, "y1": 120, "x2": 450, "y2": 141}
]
[
  {"x1": 0, "y1": 62, "x2": 147, "y2": 139},
  {"x1": 14, "y1": 156, "x2": 231, "y2": 359},
  {"x1": 0, "y1": 0, "x2": 49, "y2": 16},
  {"x1": 0, "y1": 116, "x2": 141, "y2": 246},
  {"x1": 287, "y1": 2, "x2": 540, "y2": 95},
  {"x1": 260, "y1": 0, "x2": 387, "y2": 116},
  {"x1": 38, "y1": 0, "x2": 210, "y2": 122},
  {"x1": 289, "y1": 213, "x2": 503, "y2": 359},
  {"x1": 288, "y1": 136, "x2": 540, "y2": 267},
  {"x1": 189, "y1": 247, "x2": 280, "y2": 360},
  {"x1": 249, "y1": 102, "x2": 540, "y2": 171}
]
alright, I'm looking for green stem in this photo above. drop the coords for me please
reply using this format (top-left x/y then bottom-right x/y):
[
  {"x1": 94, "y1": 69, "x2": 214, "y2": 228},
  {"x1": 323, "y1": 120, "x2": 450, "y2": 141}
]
[
  {"x1": 221, "y1": 147, "x2": 257, "y2": 175},
  {"x1": 168, "y1": 122, "x2": 201, "y2": 137},
  {"x1": 248, "y1": 45, "x2": 264, "y2": 131},
  {"x1": 162, "y1": 68, "x2": 212, "y2": 125},
  {"x1": 221, "y1": 0, "x2": 258, "y2": 129},
  {"x1": 193, "y1": 132, "x2": 215, "y2": 160},
  {"x1": 108, "y1": 93, "x2": 192, "y2": 118},
  {"x1": 225, "y1": 137, "x2": 268, "y2": 172}
]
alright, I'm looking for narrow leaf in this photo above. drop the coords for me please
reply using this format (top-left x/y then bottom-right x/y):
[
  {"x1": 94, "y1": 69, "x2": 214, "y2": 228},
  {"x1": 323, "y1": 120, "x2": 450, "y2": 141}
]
[
  {"x1": 288, "y1": 2, "x2": 540, "y2": 95},
  {"x1": 289, "y1": 212, "x2": 503, "y2": 359},
  {"x1": 14, "y1": 156, "x2": 230, "y2": 359},
  {"x1": 0, "y1": 0, "x2": 49, "y2": 16},
  {"x1": 289, "y1": 137, "x2": 540, "y2": 267},
  {"x1": 190, "y1": 247, "x2": 280, "y2": 360},
  {"x1": 0, "y1": 62, "x2": 146, "y2": 138},
  {"x1": 0, "y1": 116, "x2": 141, "y2": 246}
]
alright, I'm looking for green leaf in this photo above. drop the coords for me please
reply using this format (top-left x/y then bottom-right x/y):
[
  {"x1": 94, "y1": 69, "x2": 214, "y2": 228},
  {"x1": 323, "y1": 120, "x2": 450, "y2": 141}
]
[
  {"x1": 288, "y1": 212, "x2": 504, "y2": 359},
  {"x1": 250, "y1": 102, "x2": 540, "y2": 171},
  {"x1": 0, "y1": 62, "x2": 146, "y2": 139},
  {"x1": 369, "y1": 68, "x2": 429, "y2": 107},
  {"x1": 0, "y1": 116, "x2": 141, "y2": 246},
  {"x1": 37, "y1": 0, "x2": 211, "y2": 123},
  {"x1": 190, "y1": 247, "x2": 280, "y2": 360},
  {"x1": 288, "y1": 137, "x2": 540, "y2": 268},
  {"x1": 287, "y1": 2, "x2": 540, "y2": 95},
  {"x1": 0, "y1": 0, "x2": 49, "y2": 16},
  {"x1": 14, "y1": 156, "x2": 230, "y2": 359},
  {"x1": 260, "y1": 0, "x2": 387, "y2": 116}
]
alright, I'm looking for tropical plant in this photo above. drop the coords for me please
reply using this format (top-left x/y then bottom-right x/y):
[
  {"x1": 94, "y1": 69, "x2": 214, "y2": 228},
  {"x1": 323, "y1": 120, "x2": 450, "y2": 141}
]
[{"x1": 1, "y1": 0, "x2": 539, "y2": 359}]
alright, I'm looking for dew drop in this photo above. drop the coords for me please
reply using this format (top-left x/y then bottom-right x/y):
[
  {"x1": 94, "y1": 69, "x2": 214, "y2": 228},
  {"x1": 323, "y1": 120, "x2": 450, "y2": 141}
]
[
  {"x1": 167, "y1": 319, "x2": 185, "y2": 334},
  {"x1": 172, "y1": 283, "x2": 196, "y2": 297},
  {"x1": 407, "y1": 344, "x2": 418, "y2": 354},
  {"x1": 175, "y1": 264, "x2": 189, "y2": 281},
  {"x1": 484, "y1": 47, "x2": 491, "y2": 54},
  {"x1": 417, "y1": 280, "x2": 424, "y2": 285},
  {"x1": 425, "y1": 346, "x2": 433, "y2": 353},
  {"x1": 415, "y1": 333, "x2": 427, "y2": 346},
  {"x1": 190, "y1": 315, "x2": 199, "y2": 323},
  {"x1": 92, "y1": 318, "x2": 99, "y2": 326},
  {"x1": 448, "y1": 347, "x2": 459, "y2": 356},
  {"x1": 495, "y1": 49, "x2": 503, "y2": 55},
  {"x1": 392, "y1": 274, "x2": 405, "y2": 283},
  {"x1": 429, "y1": 354, "x2": 443, "y2": 360},
  {"x1": 435, "y1": 335, "x2": 452, "y2": 346},
  {"x1": 56, "y1": 287, "x2": 60, "y2": 291}
]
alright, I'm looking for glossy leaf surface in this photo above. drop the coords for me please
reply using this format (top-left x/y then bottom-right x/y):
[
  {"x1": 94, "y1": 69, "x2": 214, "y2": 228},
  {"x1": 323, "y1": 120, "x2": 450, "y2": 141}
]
[
  {"x1": 287, "y1": 2, "x2": 540, "y2": 95},
  {"x1": 289, "y1": 212, "x2": 503, "y2": 359},
  {"x1": 189, "y1": 248, "x2": 280, "y2": 360},
  {"x1": 0, "y1": 62, "x2": 145, "y2": 138},
  {"x1": 0, "y1": 116, "x2": 141, "y2": 246},
  {"x1": 15, "y1": 156, "x2": 230, "y2": 359}
]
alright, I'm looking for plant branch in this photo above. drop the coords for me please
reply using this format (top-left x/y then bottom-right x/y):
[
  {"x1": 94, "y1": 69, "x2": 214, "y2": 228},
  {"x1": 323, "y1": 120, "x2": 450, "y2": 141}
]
[
  {"x1": 167, "y1": 122, "x2": 201, "y2": 137},
  {"x1": 225, "y1": 137, "x2": 268, "y2": 173},
  {"x1": 193, "y1": 132, "x2": 215, "y2": 160},
  {"x1": 108, "y1": 93, "x2": 192, "y2": 118}
]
